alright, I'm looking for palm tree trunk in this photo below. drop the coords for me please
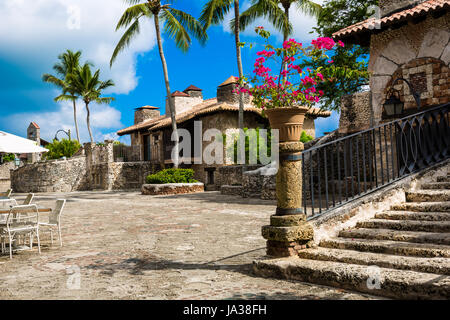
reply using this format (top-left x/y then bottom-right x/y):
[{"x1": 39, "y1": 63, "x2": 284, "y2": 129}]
[
  {"x1": 72, "y1": 98, "x2": 80, "y2": 143},
  {"x1": 234, "y1": 0, "x2": 246, "y2": 165},
  {"x1": 154, "y1": 14, "x2": 179, "y2": 168},
  {"x1": 281, "y1": 1, "x2": 291, "y2": 81},
  {"x1": 283, "y1": 2, "x2": 290, "y2": 43},
  {"x1": 85, "y1": 102, "x2": 94, "y2": 144}
]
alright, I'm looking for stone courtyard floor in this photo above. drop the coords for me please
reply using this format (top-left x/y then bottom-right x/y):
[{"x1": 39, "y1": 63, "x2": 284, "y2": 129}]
[{"x1": 0, "y1": 191, "x2": 380, "y2": 300}]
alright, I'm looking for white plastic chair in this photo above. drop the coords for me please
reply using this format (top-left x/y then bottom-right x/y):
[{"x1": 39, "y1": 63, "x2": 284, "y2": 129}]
[
  {"x1": 0, "y1": 204, "x2": 41, "y2": 259},
  {"x1": 39, "y1": 200, "x2": 66, "y2": 247}
]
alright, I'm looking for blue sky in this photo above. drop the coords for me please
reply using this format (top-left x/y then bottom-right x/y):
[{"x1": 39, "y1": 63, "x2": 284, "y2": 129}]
[{"x1": 0, "y1": 0, "x2": 338, "y2": 143}]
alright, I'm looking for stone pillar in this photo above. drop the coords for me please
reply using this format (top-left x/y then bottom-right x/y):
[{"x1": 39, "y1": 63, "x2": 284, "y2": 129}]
[
  {"x1": 262, "y1": 142, "x2": 314, "y2": 257},
  {"x1": 104, "y1": 140, "x2": 114, "y2": 163}
]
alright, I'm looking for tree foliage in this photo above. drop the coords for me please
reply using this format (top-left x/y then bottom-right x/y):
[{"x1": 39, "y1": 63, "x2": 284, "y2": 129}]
[
  {"x1": 299, "y1": 0, "x2": 378, "y2": 110},
  {"x1": 43, "y1": 139, "x2": 81, "y2": 160},
  {"x1": 146, "y1": 168, "x2": 198, "y2": 184}
]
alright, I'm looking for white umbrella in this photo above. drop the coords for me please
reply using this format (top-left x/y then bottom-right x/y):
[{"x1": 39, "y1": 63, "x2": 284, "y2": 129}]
[{"x1": 0, "y1": 131, "x2": 48, "y2": 153}]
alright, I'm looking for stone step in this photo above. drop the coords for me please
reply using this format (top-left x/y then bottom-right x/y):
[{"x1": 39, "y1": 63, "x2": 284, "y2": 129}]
[
  {"x1": 391, "y1": 202, "x2": 450, "y2": 212},
  {"x1": 321, "y1": 238, "x2": 450, "y2": 258},
  {"x1": 421, "y1": 182, "x2": 450, "y2": 190},
  {"x1": 357, "y1": 219, "x2": 450, "y2": 233},
  {"x1": 297, "y1": 247, "x2": 450, "y2": 275},
  {"x1": 253, "y1": 257, "x2": 450, "y2": 299},
  {"x1": 339, "y1": 228, "x2": 450, "y2": 245},
  {"x1": 375, "y1": 211, "x2": 450, "y2": 221},
  {"x1": 406, "y1": 190, "x2": 450, "y2": 202},
  {"x1": 437, "y1": 176, "x2": 450, "y2": 183}
]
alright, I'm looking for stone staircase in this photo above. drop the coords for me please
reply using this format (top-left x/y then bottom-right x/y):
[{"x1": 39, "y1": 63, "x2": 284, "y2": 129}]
[{"x1": 254, "y1": 172, "x2": 450, "y2": 299}]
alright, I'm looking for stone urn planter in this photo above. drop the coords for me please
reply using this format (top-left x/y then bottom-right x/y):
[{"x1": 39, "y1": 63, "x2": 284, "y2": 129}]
[{"x1": 265, "y1": 107, "x2": 309, "y2": 142}]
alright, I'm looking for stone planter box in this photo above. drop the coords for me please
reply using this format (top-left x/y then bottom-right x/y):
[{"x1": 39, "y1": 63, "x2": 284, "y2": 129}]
[{"x1": 141, "y1": 183, "x2": 204, "y2": 196}]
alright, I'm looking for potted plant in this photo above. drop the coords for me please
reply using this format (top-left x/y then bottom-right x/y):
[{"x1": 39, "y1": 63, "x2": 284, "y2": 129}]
[{"x1": 239, "y1": 27, "x2": 343, "y2": 142}]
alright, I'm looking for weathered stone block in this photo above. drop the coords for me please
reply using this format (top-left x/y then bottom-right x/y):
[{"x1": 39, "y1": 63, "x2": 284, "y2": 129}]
[
  {"x1": 262, "y1": 224, "x2": 314, "y2": 242},
  {"x1": 418, "y1": 29, "x2": 450, "y2": 59},
  {"x1": 270, "y1": 214, "x2": 306, "y2": 227},
  {"x1": 141, "y1": 183, "x2": 204, "y2": 196},
  {"x1": 381, "y1": 39, "x2": 416, "y2": 66}
]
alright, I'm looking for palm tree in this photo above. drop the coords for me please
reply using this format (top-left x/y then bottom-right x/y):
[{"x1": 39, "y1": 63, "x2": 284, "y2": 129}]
[
  {"x1": 238, "y1": 0, "x2": 322, "y2": 42},
  {"x1": 200, "y1": 0, "x2": 247, "y2": 164},
  {"x1": 69, "y1": 63, "x2": 115, "y2": 144},
  {"x1": 111, "y1": 0, "x2": 207, "y2": 168},
  {"x1": 42, "y1": 50, "x2": 83, "y2": 143}
]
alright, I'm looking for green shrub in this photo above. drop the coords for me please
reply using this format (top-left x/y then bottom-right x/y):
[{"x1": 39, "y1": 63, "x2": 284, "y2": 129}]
[
  {"x1": 43, "y1": 139, "x2": 81, "y2": 160},
  {"x1": 300, "y1": 131, "x2": 314, "y2": 143},
  {"x1": 146, "y1": 168, "x2": 198, "y2": 184},
  {"x1": 1, "y1": 153, "x2": 15, "y2": 163}
]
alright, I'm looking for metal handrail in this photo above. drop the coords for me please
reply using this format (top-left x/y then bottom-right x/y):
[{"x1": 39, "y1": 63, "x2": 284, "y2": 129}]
[{"x1": 303, "y1": 103, "x2": 450, "y2": 220}]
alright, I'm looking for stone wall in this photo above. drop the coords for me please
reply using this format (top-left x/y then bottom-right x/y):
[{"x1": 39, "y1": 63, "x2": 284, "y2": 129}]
[
  {"x1": 339, "y1": 91, "x2": 373, "y2": 133},
  {"x1": 11, "y1": 156, "x2": 88, "y2": 193},
  {"x1": 0, "y1": 162, "x2": 16, "y2": 192},
  {"x1": 10, "y1": 141, "x2": 161, "y2": 193},
  {"x1": 369, "y1": 12, "x2": 449, "y2": 123},
  {"x1": 89, "y1": 162, "x2": 159, "y2": 191}
]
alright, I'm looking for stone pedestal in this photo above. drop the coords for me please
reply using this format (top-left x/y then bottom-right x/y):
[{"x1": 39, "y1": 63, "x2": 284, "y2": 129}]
[{"x1": 262, "y1": 142, "x2": 314, "y2": 257}]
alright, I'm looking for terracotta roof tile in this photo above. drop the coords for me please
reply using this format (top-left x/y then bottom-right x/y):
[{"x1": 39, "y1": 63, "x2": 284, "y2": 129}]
[
  {"x1": 30, "y1": 122, "x2": 40, "y2": 129},
  {"x1": 171, "y1": 90, "x2": 190, "y2": 97},
  {"x1": 117, "y1": 98, "x2": 331, "y2": 136},
  {"x1": 183, "y1": 85, "x2": 203, "y2": 92},
  {"x1": 333, "y1": 0, "x2": 449, "y2": 40},
  {"x1": 218, "y1": 76, "x2": 238, "y2": 87},
  {"x1": 135, "y1": 105, "x2": 159, "y2": 110}
]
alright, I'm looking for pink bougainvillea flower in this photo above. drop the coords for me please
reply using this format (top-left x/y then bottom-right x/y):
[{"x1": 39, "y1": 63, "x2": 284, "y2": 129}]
[
  {"x1": 338, "y1": 40, "x2": 345, "y2": 47},
  {"x1": 328, "y1": 60, "x2": 334, "y2": 64}
]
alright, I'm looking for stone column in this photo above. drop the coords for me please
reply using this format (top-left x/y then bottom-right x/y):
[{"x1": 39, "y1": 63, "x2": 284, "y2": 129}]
[{"x1": 262, "y1": 141, "x2": 314, "y2": 257}]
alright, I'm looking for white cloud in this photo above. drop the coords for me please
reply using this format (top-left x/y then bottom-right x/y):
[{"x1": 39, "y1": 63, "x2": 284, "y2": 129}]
[
  {"x1": 223, "y1": 0, "x2": 325, "y2": 42},
  {"x1": 0, "y1": 0, "x2": 156, "y2": 94},
  {"x1": 0, "y1": 100, "x2": 124, "y2": 144}
]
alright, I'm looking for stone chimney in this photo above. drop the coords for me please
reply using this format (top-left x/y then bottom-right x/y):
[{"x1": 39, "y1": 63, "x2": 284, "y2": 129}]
[
  {"x1": 27, "y1": 122, "x2": 40, "y2": 163},
  {"x1": 134, "y1": 106, "x2": 160, "y2": 125},
  {"x1": 379, "y1": 0, "x2": 424, "y2": 17},
  {"x1": 183, "y1": 85, "x2": 203, "y2": 99},
  {"x1": 165, "y1": 86, "x2": 204, "y2": 115},
  {"x1": 217, "y1": 76, "x2": 250, "y2": 105}
]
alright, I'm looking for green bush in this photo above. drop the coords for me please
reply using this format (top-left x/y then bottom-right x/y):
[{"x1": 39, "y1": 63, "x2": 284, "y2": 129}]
[
  {"x1": 1, "y1": 153, "x2": 15, "y2": 163},
  {"x1": 300, "y1": 131, "x2": 314, "y2": 143},
  {"x1": 146, "y1": 168, "x2": 198, "y2": 184},
  {"x1": 43, "y1": 139, "x2": 81, "y2": 160}
]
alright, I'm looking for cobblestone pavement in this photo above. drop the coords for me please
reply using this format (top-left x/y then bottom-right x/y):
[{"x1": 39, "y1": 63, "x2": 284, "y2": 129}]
[{"x1": 0, "y1": 191, "x2": 381, "y2": 300}]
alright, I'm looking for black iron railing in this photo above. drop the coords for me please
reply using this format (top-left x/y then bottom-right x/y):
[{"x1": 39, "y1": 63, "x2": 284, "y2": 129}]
[
  {"x1": 113, "y1": 145, "x2": 141, "y2": 162},
  {"x1": 302, "y1": 103, "x2": 450, "y2": 220}
]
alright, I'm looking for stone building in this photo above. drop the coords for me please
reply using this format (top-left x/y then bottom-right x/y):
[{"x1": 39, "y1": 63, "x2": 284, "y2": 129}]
[
  {"x1": 26, "y1": 122, "x2": 50, "y2": 163},
  {"x1": 334, "y1": 0, "x2": 449, "y2": 131},
  {"x1": 117, "y1": 76, "x2": 331, "y2": 184}
]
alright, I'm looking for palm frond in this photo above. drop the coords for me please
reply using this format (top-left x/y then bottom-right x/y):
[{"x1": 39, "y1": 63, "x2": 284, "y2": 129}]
[
  {"x1": 42, "y1": 74, "x2": 65, "y2": 88},
  {"x1": 168, "y1": 8, "x2": 208, "y2": 45},
  {"x1": 161, "y1": 8, "x2": 191, "y2": 53},
  {"x1": 111, "y1": 18, "x2": 142, "y2": 67},
  {"x1": 115, "y1": 3, "x2": 150, "y2": 30},
  {"x1": 294, "y1": 0, "x2": 322, "y2": 18},
  {"x1": 199, "y1": 0, "x2": 233, "y2": 30},
  {"x1": 54, "y1": 94, "x2": 76, "y2": 103},
  {"x1": 95, "y1": 97, "x2": 115, "y2": 105},
  {"x1": 236, "y1": 0, "x2": 291, "y2": 36}
]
